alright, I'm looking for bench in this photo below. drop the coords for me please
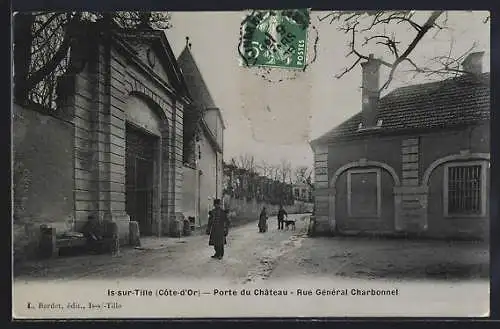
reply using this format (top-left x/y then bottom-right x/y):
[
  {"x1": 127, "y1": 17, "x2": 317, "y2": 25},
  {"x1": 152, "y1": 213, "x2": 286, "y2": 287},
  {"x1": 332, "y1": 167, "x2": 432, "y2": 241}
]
[
  {"x1": 57, "y1": 236, "x2": 87, "y2": 249},
  {"x1": 38, "y1": 221, "x2": 119, "y2": 259},
  {"x1": 56, "y1": 235, "x2": 88, "y2": 257}
]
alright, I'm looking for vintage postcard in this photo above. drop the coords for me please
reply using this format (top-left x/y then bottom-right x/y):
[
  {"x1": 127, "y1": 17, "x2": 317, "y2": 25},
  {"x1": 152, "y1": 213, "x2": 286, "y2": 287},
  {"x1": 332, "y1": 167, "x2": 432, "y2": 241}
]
[{"x1": 12, "y1": 10, "x2": 490, "y2": 319}]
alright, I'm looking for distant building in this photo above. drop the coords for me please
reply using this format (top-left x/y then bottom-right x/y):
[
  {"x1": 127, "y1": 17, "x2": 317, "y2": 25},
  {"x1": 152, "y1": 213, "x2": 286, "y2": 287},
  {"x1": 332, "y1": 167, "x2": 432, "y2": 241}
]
[
  {"x1": 310, "y1": 52, "x2": 490, "y2": 240},
  {"x1": 178, "y1": 39, "x2": 225, "y2": 228},
  {"x1": 293, "y1": 181, "x2": 313, "y2": 202}
]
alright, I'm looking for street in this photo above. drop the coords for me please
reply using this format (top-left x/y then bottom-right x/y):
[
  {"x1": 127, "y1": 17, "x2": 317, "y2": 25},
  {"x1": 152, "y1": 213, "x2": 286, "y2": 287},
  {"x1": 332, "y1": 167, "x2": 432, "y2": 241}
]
[
  {"x1": 14, "y1": 213, "x2": 488, "y2": 283},
  {"x1": 13, "y1": 213, "x2": 490, "y2": 317}
]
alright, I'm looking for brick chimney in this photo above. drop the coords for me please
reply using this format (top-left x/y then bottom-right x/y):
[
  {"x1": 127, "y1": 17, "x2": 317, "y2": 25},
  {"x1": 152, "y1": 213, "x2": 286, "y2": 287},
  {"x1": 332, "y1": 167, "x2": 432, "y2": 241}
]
[
  {"x1": 461, "y1": 51, "x2": 484, "y2": 75},
  {"x1": 361, "y1": 54, "x2": 381, "y2": 128}
]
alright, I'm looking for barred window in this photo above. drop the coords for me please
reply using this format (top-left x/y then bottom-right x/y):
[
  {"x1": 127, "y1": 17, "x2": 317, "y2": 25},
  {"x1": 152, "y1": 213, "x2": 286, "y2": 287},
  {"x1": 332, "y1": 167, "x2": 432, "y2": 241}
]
[{"x1": 445, "y1": 163, "x2": 485, "y2": 216}]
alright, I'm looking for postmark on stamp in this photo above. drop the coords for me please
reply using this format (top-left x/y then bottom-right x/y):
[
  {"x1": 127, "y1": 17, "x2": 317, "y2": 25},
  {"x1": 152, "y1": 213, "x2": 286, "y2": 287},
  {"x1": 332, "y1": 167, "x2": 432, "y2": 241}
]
[{"x1": 238, "y1": 9, "x2": 310, "y2": 69}]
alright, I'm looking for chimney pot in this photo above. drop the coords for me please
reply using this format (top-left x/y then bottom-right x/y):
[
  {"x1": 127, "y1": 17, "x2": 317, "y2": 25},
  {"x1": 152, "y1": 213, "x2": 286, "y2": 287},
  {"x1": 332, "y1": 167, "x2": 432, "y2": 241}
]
[{"x1": 461, "y1": 51, "x2": 484, "y2": 75}]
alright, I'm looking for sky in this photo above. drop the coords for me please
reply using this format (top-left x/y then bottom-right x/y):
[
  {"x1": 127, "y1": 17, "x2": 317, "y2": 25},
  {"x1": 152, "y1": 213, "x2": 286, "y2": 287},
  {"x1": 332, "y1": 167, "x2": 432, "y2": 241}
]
[{"x1": 165, "y1": 11, "x2": 490, "y2": 170}]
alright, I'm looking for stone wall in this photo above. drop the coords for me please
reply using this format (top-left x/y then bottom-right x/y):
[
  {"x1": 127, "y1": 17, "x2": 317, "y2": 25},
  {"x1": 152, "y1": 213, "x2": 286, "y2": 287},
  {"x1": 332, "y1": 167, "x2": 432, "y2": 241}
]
[
  {"x1": 182, "y1": 165, "x2": 199, "y2": 221},
  {"x1": 13, "y1": 104, "x2": 74, "y2": 261},
  {"x1": 198, "y1": 130, "x2": 220, "y2": 227}
]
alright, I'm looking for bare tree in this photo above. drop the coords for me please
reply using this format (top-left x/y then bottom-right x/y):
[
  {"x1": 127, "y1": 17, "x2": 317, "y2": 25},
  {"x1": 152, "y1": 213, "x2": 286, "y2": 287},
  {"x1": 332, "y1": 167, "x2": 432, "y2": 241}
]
[
  {"x1": 256, "y1": 160, "x2": 273, "y2": 178},
  {"x1": 270, "y1": 164, "x2": 281, "y2": 182},
  {"x1": 13, "y1": 11, "x2": 172, "y2": 109},
  {"x1": 278, "y1": 159, "x2": 292, "y2": 184},
  {"x1": 319, "y1": 11, "x2": 489, "y2": 91},
  {"x1": 233, "y1": 154, "x2": 257, "y2": 173},
  {"x1": 293, "y1": 165, "x2": 314, "y2": 189},
  {"x1": 229, "y1": 154, "x2": 259, "y2": 199}
]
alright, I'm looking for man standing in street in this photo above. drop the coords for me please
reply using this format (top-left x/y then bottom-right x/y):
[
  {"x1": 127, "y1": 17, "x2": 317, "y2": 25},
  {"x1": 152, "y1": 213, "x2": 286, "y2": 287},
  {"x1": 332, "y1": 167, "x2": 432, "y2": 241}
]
[
  {"x1": 277, "y1": 204, "x2": 288, "y2": 230},
  {"x1": 206, "y1": 199, "x2": 230, "y2": 259}
]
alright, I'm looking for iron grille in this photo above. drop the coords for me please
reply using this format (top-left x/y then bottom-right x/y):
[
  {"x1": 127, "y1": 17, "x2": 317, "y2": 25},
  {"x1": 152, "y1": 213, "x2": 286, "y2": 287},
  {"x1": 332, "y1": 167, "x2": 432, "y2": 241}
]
[{"x1": 447, "y1": 165, "x2": 482, "y2": 215}]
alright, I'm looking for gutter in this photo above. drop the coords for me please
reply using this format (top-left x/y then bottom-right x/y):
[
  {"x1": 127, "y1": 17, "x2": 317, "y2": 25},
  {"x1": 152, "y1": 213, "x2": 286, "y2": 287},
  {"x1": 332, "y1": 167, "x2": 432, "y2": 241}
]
[{"x1": 310, "y1": 120, "x2": 490, "y2": 148}]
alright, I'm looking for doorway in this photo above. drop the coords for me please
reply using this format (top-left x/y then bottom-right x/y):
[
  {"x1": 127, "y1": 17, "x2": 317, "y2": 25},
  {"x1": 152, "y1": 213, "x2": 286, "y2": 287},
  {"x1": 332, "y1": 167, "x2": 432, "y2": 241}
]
[{"x1": 125, "y1": 123, "x2": 158, "y2": 236}]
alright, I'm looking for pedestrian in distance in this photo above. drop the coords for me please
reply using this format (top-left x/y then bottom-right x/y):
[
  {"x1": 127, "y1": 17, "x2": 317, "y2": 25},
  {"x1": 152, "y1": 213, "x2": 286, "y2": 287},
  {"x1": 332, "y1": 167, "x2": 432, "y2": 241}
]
[
  {"x1": 277, "y1": 204, "x2": 288, "y2": 230},
  {"x1": 206, "y1": 199, "x2": 230, "y2": 259},
  {"x1": 258, "y1": 206, "x2": 268, "y2": 233}
]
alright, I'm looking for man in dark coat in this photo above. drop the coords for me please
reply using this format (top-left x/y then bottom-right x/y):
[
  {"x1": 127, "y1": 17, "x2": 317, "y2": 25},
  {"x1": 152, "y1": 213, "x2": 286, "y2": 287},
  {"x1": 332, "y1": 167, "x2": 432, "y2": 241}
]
[
  {"x1": 277, "y1": 204, "x2": 288, "y2": 230},
  {"x1": 206, "y1": 199, "x2": 230, "y2": 259}
]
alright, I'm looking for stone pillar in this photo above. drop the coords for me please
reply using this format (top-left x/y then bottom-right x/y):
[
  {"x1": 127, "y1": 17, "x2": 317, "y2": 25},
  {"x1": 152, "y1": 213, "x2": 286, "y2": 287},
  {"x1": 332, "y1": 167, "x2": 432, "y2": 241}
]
[
  {"x1": 312, "y1": 144, "x2": 332, "y2": 234},
  {"x1": 396, "y1": 137, "x2": 428, "y2": 233},
  {"x1": 38, "y1": 225, "x2": 57, "y2": 259},
  {"x1": 95, "y1": 30, "x2": 130, "y2": 242},
  {"x1": 166, "y1": 99, "x2": 185, "y2": 236},
  {"x1": 67, "y1": 28, "x2": 101, "y2": 227},
  {"x1": 394, "y1": 186, "x2": 429, "y2": 233},
  {"x1": 60, "y1": 25, "x2": 130, "y2": 236}
]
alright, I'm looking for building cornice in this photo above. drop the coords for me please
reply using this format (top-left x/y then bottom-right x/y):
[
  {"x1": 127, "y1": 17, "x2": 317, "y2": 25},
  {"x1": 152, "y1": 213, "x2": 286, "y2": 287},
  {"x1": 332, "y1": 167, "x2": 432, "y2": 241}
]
[{"x1": 109, "y1": 32, "x2": 192, "y2": 105}]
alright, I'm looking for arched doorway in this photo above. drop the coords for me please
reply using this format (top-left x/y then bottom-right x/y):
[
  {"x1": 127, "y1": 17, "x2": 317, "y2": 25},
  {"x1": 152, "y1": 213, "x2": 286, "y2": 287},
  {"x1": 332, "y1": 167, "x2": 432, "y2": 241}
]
[
  {"x1": 329, "y1": 159, "x2": 401, "y2": 234},
  {"x1": 124, "y1": 94, "x2": 165, "y2": 236}
]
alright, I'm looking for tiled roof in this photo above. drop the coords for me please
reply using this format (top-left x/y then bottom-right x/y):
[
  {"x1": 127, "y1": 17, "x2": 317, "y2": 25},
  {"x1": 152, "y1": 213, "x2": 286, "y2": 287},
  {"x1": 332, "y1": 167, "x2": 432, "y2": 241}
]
[
  {"x1": 177, "y1": 45, "x2": 216, "y2": 109},
  {"x1": 311, "y1": 72, "x2": 490, "y2": 145}
]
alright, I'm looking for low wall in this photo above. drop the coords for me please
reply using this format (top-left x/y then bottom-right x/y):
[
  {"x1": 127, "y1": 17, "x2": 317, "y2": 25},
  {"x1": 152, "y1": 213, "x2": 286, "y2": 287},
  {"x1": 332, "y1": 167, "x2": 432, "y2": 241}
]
[
  {"x1": 13, "y1": 104, "x2": 74, "y2": 261},
  {"x1": 224, "y1": 195, "x2": 313, "y2": 226}
]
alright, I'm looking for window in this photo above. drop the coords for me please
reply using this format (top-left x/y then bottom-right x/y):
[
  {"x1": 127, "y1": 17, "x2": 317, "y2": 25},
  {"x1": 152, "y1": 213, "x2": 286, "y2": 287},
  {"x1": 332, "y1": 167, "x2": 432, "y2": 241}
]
[
  {"x1": 444, "y1": 161, "x2": 487, "y2": 217},
  {"x1": 347, "y1": 168, "x2": 381, "y2": 218}
]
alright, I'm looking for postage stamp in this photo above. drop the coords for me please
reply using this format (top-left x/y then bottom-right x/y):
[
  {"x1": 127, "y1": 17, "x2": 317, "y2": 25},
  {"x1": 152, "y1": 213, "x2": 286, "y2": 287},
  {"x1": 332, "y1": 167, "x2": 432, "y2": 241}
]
[{"x1": 239, "y1": 9, "x2": 310, "y2": 69}]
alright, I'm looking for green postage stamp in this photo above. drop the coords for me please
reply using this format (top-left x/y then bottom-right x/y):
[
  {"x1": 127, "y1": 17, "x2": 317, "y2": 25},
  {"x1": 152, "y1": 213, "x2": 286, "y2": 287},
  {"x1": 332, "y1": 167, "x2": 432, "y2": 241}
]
[{"x1": 239, "y1": 9, "x2": 310, "y2": 69}]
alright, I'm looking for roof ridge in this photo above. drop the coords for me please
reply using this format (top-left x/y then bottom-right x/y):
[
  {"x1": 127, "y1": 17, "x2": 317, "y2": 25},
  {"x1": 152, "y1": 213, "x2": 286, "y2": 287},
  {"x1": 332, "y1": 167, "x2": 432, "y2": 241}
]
[
  {"x1": 177, "y1": 45, "x2": 217, "y2": 109},
  {"x1": 385, "y1": 72, "x2": 490, "y2": 98},
  {"x1": 311, "y1": 72, "x2": 490, "y2": 146}
]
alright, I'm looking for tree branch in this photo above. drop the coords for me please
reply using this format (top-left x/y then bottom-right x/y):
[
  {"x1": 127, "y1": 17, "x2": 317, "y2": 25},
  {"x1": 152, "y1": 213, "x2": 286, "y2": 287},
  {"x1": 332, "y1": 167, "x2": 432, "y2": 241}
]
[
  {"x1": 320, "y1": 11, "x2": 482, "y2": 89},
  {"x1": 25, "y1": 13, "x2": 81, "y2": 92},
  {"x1": 31, "y1": 13, "x2": 61, "y2": 40},
  {"x1": 336, "y1": 57, "x2": 362, "y2": 79},
  {"x1": 379, "y1": 10, "x2": 444, "y2": 91}
]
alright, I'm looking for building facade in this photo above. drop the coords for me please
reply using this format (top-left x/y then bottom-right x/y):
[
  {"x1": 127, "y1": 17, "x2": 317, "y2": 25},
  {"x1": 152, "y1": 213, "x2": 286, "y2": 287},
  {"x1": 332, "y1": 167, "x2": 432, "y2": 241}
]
[
  {"x1": 178, "y1": 41, "x2": 225, "y2": 228},
  {"x1": 310, "y1": 52, "x2": 490, "y2": 240},
  {"x1": 14, "y1": 21, "x2": 194, "y2": 258},
  {"x1": 66, "y1": 24, "x2": 192, "y2": 238},
  {"x1": 293, "y1": 182, "x2": 313, "y2": 202}
]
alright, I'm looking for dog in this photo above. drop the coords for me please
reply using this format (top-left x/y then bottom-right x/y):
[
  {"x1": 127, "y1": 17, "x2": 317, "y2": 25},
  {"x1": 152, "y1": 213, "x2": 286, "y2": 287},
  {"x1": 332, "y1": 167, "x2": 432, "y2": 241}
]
[{"x1": 284, "y1": 219, "x2": 296, "y2": 231}]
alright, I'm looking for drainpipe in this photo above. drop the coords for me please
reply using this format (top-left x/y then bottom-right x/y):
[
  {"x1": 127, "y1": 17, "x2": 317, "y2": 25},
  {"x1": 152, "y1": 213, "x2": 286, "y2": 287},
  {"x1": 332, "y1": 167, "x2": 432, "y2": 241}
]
[
  {"x1": 215, "y1": 117, "x2": 220, "y2": 200},
  {"x1": 216, "y1": 151, "x2": 219, "y2": 199}
]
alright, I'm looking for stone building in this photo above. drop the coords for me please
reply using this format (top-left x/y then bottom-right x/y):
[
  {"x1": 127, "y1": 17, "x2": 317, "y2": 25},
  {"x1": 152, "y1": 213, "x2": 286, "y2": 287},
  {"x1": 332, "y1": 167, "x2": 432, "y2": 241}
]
[
  {"x1": 14, "y1": 22, "x2": 196, "y2": 259},
  {"x1": 293, "y1": 181, "x2": 313, "y2": 202},
  {"x1": 310, "y1": 52, "x2": 490, "y2": 240},
  {"x1": 177, "y1": 39, "x2": 225, "y2": 229}
]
